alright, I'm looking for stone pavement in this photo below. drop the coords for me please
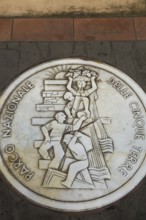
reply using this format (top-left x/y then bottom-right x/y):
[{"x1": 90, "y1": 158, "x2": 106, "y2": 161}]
[
  {"x1": 1, "y1": 18, "x2": 146, "y2": 41},
  {"x1": 0, "y1": 41, "x2": 146, "y2": 219}
]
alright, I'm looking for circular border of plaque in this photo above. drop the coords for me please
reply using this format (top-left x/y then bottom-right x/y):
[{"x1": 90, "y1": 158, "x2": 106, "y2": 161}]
[{"x1": 0, "y1": 58, "x2": 146, "y2": 212}]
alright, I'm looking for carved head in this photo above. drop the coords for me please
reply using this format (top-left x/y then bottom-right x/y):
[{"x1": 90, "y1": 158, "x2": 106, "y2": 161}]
[
  {"x1": 55, "y1": 112, "x2": 66, "y2": 123},
  {"x1": 77, "y1": 80, "x2": 86, "y2": 89},
  {"x1": 64, "y1": 92, "x2": 74, "y2": 101}
]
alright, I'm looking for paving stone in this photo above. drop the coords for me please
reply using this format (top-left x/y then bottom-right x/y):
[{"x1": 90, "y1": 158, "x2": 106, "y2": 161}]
[
  {"x1": 133, "y1": 42, "x2": 146, "y2": 70},
  {"x1": 12, "y1": 200, "x2": 30, "y2": 220},
  {"x1": 112, "y1": 47, "x2": 137, "y2": 81},
  {"x1": 49, "y1": 42, "x2": 74, "y2": 59},
  {"x1": 74, "y1": 18, "x2": 136, "y2": 41},
  {"x1": 2, "y1": 18, "x2": 146, "y2": 42},
  {"x1": 0, "y1": 19, "x2": 12, "y2": 41},
  {"x1": 18, "y1": 42, "x2": 41, "y2": 72},
  {"x1": 112, "y1": 42, "x2": 133, "y2": 51},
  {"x1": 0, "y1": 42, "x2": 7, "y2": 49},
  {"x1": 86, "y1": 42, "x2": 116, "y2": 65},
  {"x1": 35, "y1": 42, "x2": 50, "y2": 61},
  {"x1": 0, "y1": 49, "x2": 19, "y2": 90},
  {"x1": 72, "y1": 42, "x2": 87, "y2": 58},
  {"x1": 8, "y1": 42, "x2": 20, "y2": 50},
  {"x1": 134, "y1": 17, "x2": 146, "y2": 40},
  {"x1": 136, "y1": 70, "x2": 146, "y2": 91},
  {"x1": 12, "y1": 19, "x2": 73, "y2": 41},
  {"x1": 0, "y1": 182, "x2": 15, "y2": 220}
]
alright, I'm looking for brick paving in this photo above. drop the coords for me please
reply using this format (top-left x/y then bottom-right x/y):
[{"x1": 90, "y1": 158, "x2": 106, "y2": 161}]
[
  {"x1": 74, "y1": 18, "x2": 135, "y2": 41},
  {"x1": 134, "y1": 17, "x2": 146, "y2": 40},
  {"x1": 12, "y1": 19, "x2": 73, "y2": 41},
  {"x1": 0, "y1": 18, "x2": 146, "y2": 41},
  {"x1": 0, "y1": 19, "x2": 13, "y2": 41}
]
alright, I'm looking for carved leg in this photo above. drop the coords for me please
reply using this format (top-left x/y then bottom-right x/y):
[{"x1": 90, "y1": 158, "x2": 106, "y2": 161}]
[
  {"x1": 49, "y1": 141, "x2": 65, "y2": 169},
  {"x1": 62, "y1": 160, "x2": 88, "y2": 188},
  {"x1": 39, "y1": 141, "x2": 52, "y2": 160}
]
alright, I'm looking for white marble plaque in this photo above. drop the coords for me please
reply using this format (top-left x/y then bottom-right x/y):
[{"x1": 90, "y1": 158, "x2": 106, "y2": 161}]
[{"x1": 0, "y1": 59, "x2": 146, "y2": 212}]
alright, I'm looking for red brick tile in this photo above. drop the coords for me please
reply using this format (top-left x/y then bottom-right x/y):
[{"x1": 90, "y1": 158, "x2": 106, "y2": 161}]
[
  {"x1": 12, "y1": 18, "x2": 73, "y2": 41},
  {"x1": 74, "y1": 18, "x2": 136, "y2": 41},
  {"x1": 134, "y1": 17, "x2": 146, "y2": 40},
  {"x1": 0, "y1": 19, "x2": 12, "y2": 41}
]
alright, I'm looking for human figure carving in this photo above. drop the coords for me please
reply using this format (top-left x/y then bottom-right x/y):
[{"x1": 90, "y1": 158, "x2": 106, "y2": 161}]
[
  {"x1": 67, "y1": 75, "x2": 97, "y2": 118},
  {"x1": 39, "y1": 112, "x2": 86, "y2": 169},
  {"x1": 63, "y1": 92, "x2": 75, "y2": 120},
  {"x1": 61, "y1": 131, "x2": 93, "y2": 188}
]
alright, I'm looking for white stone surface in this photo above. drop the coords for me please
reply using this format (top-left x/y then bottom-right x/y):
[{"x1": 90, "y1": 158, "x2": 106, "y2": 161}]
[{"x1": 0, "y1": 59, "x2": 146, "y2": 212}]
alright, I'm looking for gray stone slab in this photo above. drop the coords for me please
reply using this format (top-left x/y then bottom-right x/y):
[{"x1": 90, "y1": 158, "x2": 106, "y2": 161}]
[
  {"x1": 49, "y1": 42, "x2": 74, "y2": 58},
  {"x1": 35, "y1": 42, "x2": 50, "y2": 61},
  {"x1": 7, "y1": 42, "x2": 20, "y2": 50},
  {"x1": 0, "y1": 49, "x2": 19, "y2": 90},
  {"x1": 86, "y1": 42, "x2": 116, "y2": 66},
  {"x1": 18, "y1": 43, "x2": 41, "y2": 72},
  {"x1": 112, "y1": 42, "x2": 133, "y2": 51},
  {"x1": 112, "y1": 49, "x2": 137, "y2": 80},
  {"x1": 134, "y1": 42, "x2": 146, "y2": 70},
  {"x1": 72, "y1": 42, "x2": 87, "y2": 57},
  {"x1": 0, "y1": 43, "x2": 7, "y2": 49}
]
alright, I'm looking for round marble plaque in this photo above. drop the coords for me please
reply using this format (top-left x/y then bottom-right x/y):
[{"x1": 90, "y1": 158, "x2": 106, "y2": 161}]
[{"x1": 0, "y1": 59, "x2": 146, "y2": 212}]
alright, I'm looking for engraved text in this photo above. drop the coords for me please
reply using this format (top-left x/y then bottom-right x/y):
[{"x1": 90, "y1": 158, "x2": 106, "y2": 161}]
[
  {"x1": 129, "y1": 101, "x2": 145, "y2": 140},
  {"x1": 107, "y1": 77, "x2": 132, "y2": 99},
  {"x1": 2, "y1": 81, "x2": 34, "y2": 138},
  {"x1": 5, "y1": 144, "x2": 35, "y2": 181},
  {"x1": 117, "y1": 146, "x2": 142, "y2": 176}
]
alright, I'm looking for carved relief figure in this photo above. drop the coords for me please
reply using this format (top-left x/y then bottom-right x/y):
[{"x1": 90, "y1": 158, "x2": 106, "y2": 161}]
[
  {"x1": 33, "y1": 65, "x2": 114, "y2": 190},
  {"x1": 39, "y1": 112, "x2": 86, "y2": 169},
  {"x1": 63, "y1": 92, "x2": 75, "y2": 120},
  {"x1": 66, "y1": 67, "x2": 97, "y2": 118},
  {"x1": 62, "y1": 131, "x2": 93, "y2": 188}
]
